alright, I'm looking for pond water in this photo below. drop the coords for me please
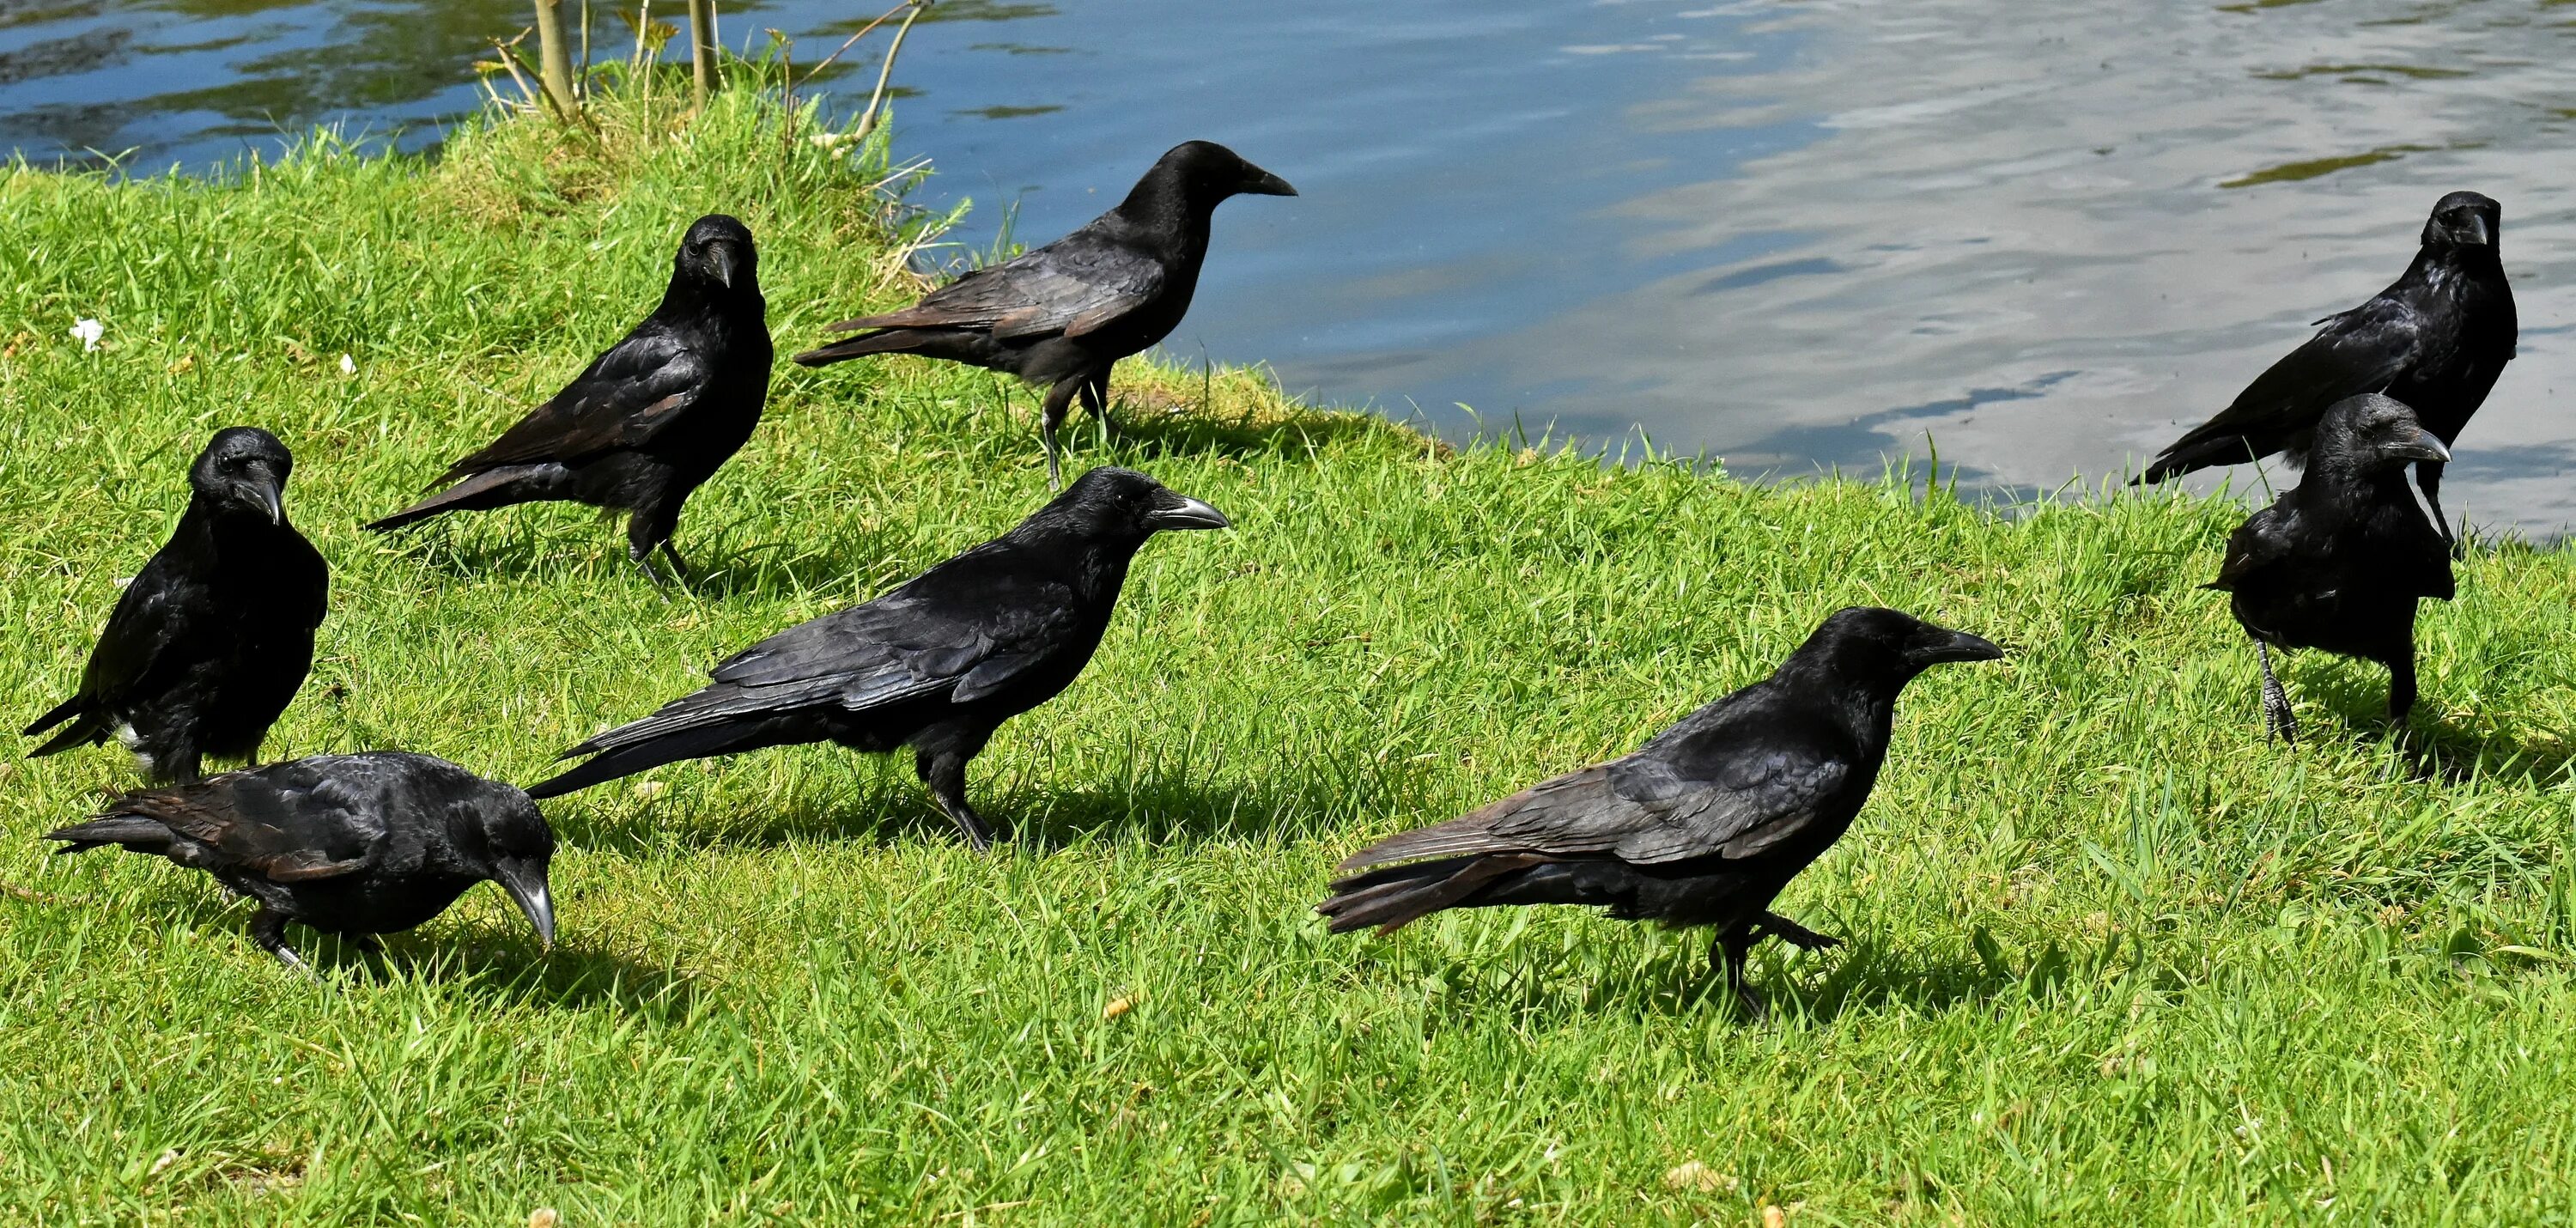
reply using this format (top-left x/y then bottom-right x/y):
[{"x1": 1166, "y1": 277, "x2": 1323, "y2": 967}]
[{"x1": 6, "y1": 1, "x2": 2573, "y2": 530}]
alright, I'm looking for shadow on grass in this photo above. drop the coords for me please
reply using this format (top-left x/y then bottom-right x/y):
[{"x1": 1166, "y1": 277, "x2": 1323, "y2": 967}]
[{"x1": 2293, "y1": 665, "x2": 2576, "y2": 787}]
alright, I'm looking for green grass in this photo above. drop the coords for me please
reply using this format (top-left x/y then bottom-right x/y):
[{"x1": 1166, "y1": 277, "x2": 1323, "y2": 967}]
[{"x1": 7, "y1": 78, "x2": 2576, "y2": 1225}]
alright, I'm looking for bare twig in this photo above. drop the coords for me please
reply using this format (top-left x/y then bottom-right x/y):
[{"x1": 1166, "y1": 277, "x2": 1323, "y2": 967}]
[
  {"x1": 490, "y1": 32, "x2": 544, "y2": 111},
  {"x1": 798, "y1": 1, "x2": 914, "y2": 89},
  {"x1": 579, "y1": 0, "x2": 593, "y2": 97},
  {"x1": 856, "y1": 2, "x2": 926, "y2": 138}
]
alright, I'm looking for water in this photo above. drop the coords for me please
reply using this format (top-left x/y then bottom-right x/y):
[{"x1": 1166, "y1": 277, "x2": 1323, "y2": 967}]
[{"x1": 6, "y1": 1, "x2": 2574, "y2": 529}]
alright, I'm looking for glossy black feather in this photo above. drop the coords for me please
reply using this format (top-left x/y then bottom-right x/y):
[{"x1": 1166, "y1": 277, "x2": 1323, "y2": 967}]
[
  {"x1": 1316, "y1": 607, "x2": 2001, "y2": 1013},
  {"x1": 44, "y1": 751, "x2": 556, "y2": 969},
  {"x1": 2208, "y1": 393, "x2": 2454, "y2": 732},
  {"x1": 2139, "y1": 191, "x2": 2515, "y2": 526},
  {"x1": 365, "y1": 215, "x2": 771, "y2": 572},
  {"x1": 524, "y1": 466, "x2": 1231, "y2": 848},
  {"x1": 25, "y1": 428, "x2": 327, "y2": 782}
]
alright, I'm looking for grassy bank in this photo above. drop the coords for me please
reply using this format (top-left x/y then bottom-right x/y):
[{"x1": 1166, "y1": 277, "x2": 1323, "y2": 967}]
[{"x1": 6, "y1": 83, "x2": 2576, "y2": 1224}]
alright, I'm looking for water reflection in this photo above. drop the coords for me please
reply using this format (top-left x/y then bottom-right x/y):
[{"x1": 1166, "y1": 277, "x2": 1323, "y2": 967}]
[{"x1": 0, "y1": 0, "x2": 2569, "y2": 529}]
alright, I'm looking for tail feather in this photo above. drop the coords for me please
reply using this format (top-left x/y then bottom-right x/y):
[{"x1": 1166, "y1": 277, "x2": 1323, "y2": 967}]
[
  {"x1": 1315, "y1": 853, "x2": 1547, "y2": 935},
  {"x1": 43, "y1": 814, "x2": 176, "y2": 855},
  {"x1": 792, "y1": 330, "x2": 927, "y2": 368},
  {"x1": 526, "y1": 716, "x2": 783, "y2": 799},
  {"x1": 2136, "y1": 432, "x2": 2263, "y2": 486},
  {"x1": 364, "y1": 466, "x2": 551, "y2": 533}
]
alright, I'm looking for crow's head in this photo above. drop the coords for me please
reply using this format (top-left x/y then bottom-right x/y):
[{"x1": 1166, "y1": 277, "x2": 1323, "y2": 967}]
[
  {"x1": 459, "y1": 780, "x2": 557, "y2": 949},
  {"x1": 190, "y1": 427, "x2": 293, "y2": 525},
  {"x1": 2318, "y1": 392, "x2": 2450, "y2": 473},
  {"x1": 2422, "y1": 191, "x2": 2501, "y2": 251},
  {"x1": 1141, "y1": 141, "x2": 1297, "y2": 215},
  {"x1": 1801, "y1": 606, "x2": 2005, "y2": 688},
  {"x1": 675, "y1": 214, "x2": 760, "y2": 294},
  {"x1": 1040, "y1": 465, "x2": 1232, "y2": 546}
]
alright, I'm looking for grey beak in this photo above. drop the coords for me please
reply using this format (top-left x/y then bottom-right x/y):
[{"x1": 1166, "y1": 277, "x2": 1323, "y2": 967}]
[
  {"x1": 1246, "y1": 170, "x2": 1297, "y2": 198},
  {"x1": 1925, "y1": 629, "x2": 2005, "y2": 665},
  {"x1": 2465, "y1": 213, "x2": 2492, "y2": 246},
  {"x1": 2390, "y1": 426, "x2": 2452, "y2": 465},
  {"x1": 1147, "y1": 494, "x2": 1231, "y2": 531},
  {"x1": 708, "y1": 244, "x2": 737, "y2": 290},
  {"x1": 498, "y1": 867, "x2": 556, "y2": 949},
  {"x1": 246, "y1": 476, "x2": 283, "y2": 526}
]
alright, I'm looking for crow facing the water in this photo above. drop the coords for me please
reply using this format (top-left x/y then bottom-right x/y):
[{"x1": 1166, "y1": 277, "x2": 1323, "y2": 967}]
[
  {"x1": 2205, "y1": 393, "x2": 2454, "y2": 743},
  {"x1": 44, "y1": 751, "x2": 556, "y2": 970},
  {"x1": 526, "y1": 466, "x2": 1232, "y2": 848},
  {"x1": 1317, "y1": 607, "x2": 2002, "y2": 1016},
  {"x1": 793, "y1": 141, "x2": 1295, "y2": 488},
  {"x1": 2137, "y1": 191, "x2": 2515, "y2": 541},
  {"x1": 366, "y1": 215, "x2": 772, "y2": 586},
  {"x1": 25, "y1": 428, "x2": 328, "y2": 783}
]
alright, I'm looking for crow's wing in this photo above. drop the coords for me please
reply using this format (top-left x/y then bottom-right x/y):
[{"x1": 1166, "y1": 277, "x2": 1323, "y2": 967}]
[
  {"x1": 102, "y1": 766, "x2": 380, "y2": 883},
  {"x1": 1340, "y1": 712, "x2": 1852, "y2": 871},
  {"x1": 571, "y1": 547, "x2": 1086, "y2": 752},
  {"x1": 824, "y1": 229, "x2": 1165, "y2": 343},
  {"x1": 2208, "y1": 503, "x2": 2298, "y2": 593},
  {"x1": 440, "y1": 327, "x2": 708, "y2": 477},
  {"x1": 2163, "y1": 295, "x2": 2423, "y2": 463}
]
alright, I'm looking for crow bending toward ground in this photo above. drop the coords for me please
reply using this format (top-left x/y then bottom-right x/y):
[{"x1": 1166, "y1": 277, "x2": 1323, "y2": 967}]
[
  {"x1": 526, "y1": 466, "x2": 1231, "y2": 848},
  {"x1": 1317, "y1": 607, "x2": 2001, "y2": 1016},
  {"x1": 25, "y1": 428, "x2": 328, "y2": 782},
  {"x1": 2138, "y1": 191, "x2": 2514, "y2": 541},
  {"x1": 45, "y1": 751, "x2": 555, "y2": 970},
  {"x1": 2205, "y1": 393, "x2": 2453, "y2": 742},
  {"x1": 367, "y1": 215, "x2": 771, "y2": 586},
  {"x1": 793, "y1": 141, "x2": 1295, "y2": 488}
]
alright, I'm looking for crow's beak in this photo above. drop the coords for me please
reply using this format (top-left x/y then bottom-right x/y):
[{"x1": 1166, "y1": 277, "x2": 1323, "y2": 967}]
[
  {"x1": 1244, "y1": 169, "x2": 1297, "y2": 198},
  {"x1": 497, "y1": 864, "x2": 556, "y2": 949},
  {"x1": 708, "y1": 243, "x2": 738, "y2": 290},
  {"x1": 1146, "y1": 494, "x2": 1231, "y2": 531},
  {"x1": 242, "y1": 474, "x2": 283, "y2": 526},
  {"x1": 1919, "y1": 629, "x2": 2005, "y2": 666},
  {"x1": 2464, "y1": 213, "x2": 2492, "y2": 246},
  {"x1": 2388, "y1": 425, "x2": 2452, "y2": 465}
]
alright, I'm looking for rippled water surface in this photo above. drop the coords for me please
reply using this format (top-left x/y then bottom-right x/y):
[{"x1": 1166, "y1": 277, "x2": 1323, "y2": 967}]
[{"x1": 6, "y1": 1, "x2": 2573, "y2": 527}]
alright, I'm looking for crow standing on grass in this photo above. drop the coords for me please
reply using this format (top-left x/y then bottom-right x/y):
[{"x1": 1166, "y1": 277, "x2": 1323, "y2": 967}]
[
  {"x1": 2205, "y1": 393, "x2": 2454, "y2": 743},
  {"x1": 526, "y1": 467, "x2": 1231, "y2": 848},
  {"x1": 1317, "y1": 607, "x2": 2002, "y2": 1017},
  {"x1": 44, "y1": 751, "x2": 556, "y2": 971},
  {"x1": 25, "y1": 428, "x2": 327, "y2": 783},
  {"x1": 793, "y1": 142, "x2": 1296, "y2": 488},
  {"x1": 2136, "y1": 191, "x2": 2515, "y2": 542},
  {"x1": 366, "y1": 215, "x2": 771, "y2": 586}
]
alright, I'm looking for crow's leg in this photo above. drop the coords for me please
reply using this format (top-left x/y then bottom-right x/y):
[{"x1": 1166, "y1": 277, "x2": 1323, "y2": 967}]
[
  {"x1": 1752, "y1": 911, "x2": 1842, "y2": 951},
  {"x1": 2257, "y1": 641, "x2": 2297, "y2": 744},
  {"x1": 1710, "y1": 921, "x2": 1764, "y2": 1019},
  {"x1": 1040, "y1": 379, "x2": 1084, "y2": 490},
  {"x1": 248, "y1": 908, "x2": 312, "y2": 975},
  {"x1": 629, "y1": 546, "x2": 676, "y2": 596},
  {"x1": 659, "y1": 541, "x2": 691, "y2": 581},
  {"x1": 2388, "y1": 646, "x2": 2419, "y2": 725},
  {"x1": 1079, "y1": 367, "x2": 1116, "y2": 439},
  {"x1": 915, "y1": 747, "x2": 999, "y2": 851}
]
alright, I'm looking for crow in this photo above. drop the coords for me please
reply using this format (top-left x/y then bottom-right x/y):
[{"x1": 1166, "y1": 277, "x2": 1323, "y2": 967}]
[
  {"x1": 44, "y1": 751, "x2": 556, "y2": 970},
  {"x1": 793, "y1": 141, "x2": 1296, "y2": 488},
  {"x1": 25, "y1": 427, "x2": 328, "y2": 783},
  {"x1": 2138, "y1": 191, "x2": 2515, "y2": 542},
  {"x1": 1316, "y1": 607, "x2": 2001, "y2": 1016},
  {"x1": 366, "y1": 214, "x2": 772, "y2": 586},
  {"x1": 2204, "y1": 393, "x2": 2453, "y2": 743},
  {"x1": 526, "y1": 466, "x2": 1232, "y2": 848}
]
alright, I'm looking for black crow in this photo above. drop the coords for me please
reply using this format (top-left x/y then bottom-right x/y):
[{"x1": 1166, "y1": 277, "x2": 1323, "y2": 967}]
[
  {"x1": 366, "y1": 214, "x2": 772, "y2": 585},
  {"x1": 2138, "y1": 191, "x2": 2515, "y2": 541},
  {"x1": 44, "y1": 751, "x2": 556, "y2": 970},
  {"x1": 2204, "y1": 393, "x2": 2453, "y2": 742},
  {"x1": 793, "y1": 141, "x2": 1295, "y2": 488},
  {"x1": 1316, "y1": 607, "x2": 2002, "y2": 1016},
  {"x1": 526, "y1": 466, "x2": 1231, "y2": 848},
  {"x1": 25, "y1": 427, "x2": 328, "y2": 783}
]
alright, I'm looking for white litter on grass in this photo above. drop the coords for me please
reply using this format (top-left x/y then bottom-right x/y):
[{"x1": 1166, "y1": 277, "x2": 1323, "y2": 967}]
[
  {"x1": 70, "y1": 318, "x2": 102, "y2": 352},
  {"x1": 339, "y1": 353, "x2": 356, "y2": 375}
]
